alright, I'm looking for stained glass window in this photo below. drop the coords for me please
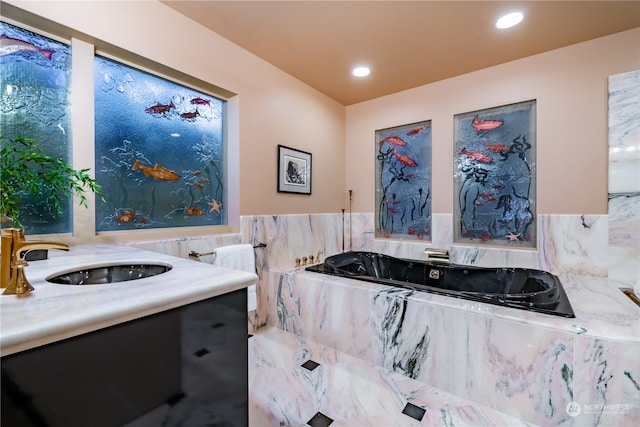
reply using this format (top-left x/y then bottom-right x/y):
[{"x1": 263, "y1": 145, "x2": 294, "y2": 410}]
[
  {"x1": 0, "y1": 21, "x2": 72, "y2": 234},
  {"x1": 94, "y1": 56, "x2": 226, "y2": 231},
  {"x1": 453, "y1": 100, "x2": 536, "y2": 248},
  {"x1": 375, "y1": 120, "x2": 432, "y2": 240}
]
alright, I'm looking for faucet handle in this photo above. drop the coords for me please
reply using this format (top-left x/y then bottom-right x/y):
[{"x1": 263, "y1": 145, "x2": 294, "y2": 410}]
[
  {"x1": 1, "y1": 230, "x2": 14, "y2": 288},
  {"x1": 3, "y1": 259, "x2": 34, "y2": 295},
  {"x1": 1, "y1": 229, "x2": 69, "y2": 295}
]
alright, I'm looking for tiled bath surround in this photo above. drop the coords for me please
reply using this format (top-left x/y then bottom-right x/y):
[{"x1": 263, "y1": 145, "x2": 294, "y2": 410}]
[
  {"x1": 128, "y1": 212, "x2": 639, "y2": 426},
  {"x1": 268, "y1": 266, "x2": 638, "y2": 426}
]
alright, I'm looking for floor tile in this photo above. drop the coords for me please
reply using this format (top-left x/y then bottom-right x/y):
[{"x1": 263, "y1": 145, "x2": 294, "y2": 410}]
[{"x1": 249, "y1": 327, "x2": 536, "y2": 427}]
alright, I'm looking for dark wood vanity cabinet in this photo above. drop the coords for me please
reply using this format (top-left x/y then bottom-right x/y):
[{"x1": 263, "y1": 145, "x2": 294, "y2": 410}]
[{"x1": 1, "y1": 289, "x2": 248, "y2": 427}]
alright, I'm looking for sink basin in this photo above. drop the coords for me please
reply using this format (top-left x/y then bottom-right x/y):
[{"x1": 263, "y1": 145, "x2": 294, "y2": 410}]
[{"x1": 47, "y1": 262, "x2": 172, "y2": 285}]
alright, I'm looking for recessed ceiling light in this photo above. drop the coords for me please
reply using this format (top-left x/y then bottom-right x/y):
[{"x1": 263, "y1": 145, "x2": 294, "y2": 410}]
[
  {"x1": 496, "y1": 12, "x2": 524, "y2": 29},
  {"x1": 352, "y1": 66, "x2": 370, "y2": 77}
]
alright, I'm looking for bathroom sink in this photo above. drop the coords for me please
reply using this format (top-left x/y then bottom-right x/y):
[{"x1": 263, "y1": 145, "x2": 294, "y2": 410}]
[{"x1": 46, "y1": 262, "x2": 172, "y2": 285}]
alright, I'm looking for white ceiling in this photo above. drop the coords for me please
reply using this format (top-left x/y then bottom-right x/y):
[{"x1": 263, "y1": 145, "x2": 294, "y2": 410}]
[{"x1": 162, "y1": 1, "x2": 640, "y2": 105}]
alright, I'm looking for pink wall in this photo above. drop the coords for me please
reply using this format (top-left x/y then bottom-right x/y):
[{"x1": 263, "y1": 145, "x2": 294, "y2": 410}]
[{"x1": 346, "y1": 28, "x2": 640, "y2": 215}]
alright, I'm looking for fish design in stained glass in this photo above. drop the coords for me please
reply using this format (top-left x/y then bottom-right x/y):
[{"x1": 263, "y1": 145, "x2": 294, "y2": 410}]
[
  {"x1": 375, "y1": 121, "x2": 432, "y2": 240},
  {"x1": 94, "y1": 55, "x2": 226, "y2": 231},
  {"x1": 453, "y1": 100, "x2": 536, "y2": 248},
  {"x1": 0, "y1": 21, "x2": 72, "y2": 234}
]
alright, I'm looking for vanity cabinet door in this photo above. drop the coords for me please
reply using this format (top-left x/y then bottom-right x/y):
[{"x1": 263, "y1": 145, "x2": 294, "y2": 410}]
[{"x1": 1, "y1": 289, "x2": 248, "y2": 427}]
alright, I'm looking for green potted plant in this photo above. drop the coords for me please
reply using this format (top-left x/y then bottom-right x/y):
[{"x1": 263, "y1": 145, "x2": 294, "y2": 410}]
[{"x1": 1, "y1": 134, "x2": 101, "y2": 256}]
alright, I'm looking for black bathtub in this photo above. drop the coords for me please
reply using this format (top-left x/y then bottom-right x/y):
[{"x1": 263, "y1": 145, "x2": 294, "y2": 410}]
[{"x1": 306, "y1": 251, "x2": 575, "y2": 318}]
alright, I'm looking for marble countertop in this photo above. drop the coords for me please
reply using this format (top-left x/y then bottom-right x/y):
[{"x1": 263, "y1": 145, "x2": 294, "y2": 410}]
[{"x1": 0, "y1": 244, "x2": 258, "y2": 357}]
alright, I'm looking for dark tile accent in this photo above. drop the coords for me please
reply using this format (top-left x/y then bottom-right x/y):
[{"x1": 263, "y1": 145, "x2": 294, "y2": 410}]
[
  {"x1": 301, "y1": 359, "x2": 320, "y2": 371},
  {"x1": 402, "y1": 402, "x2": 426, "y2": 421},
  {"x1": 194, "y1": 348, "x2": 210, "y2": 357},
  {"x1": 307, "y1": 411, "x2": 333, "y2": 427}
]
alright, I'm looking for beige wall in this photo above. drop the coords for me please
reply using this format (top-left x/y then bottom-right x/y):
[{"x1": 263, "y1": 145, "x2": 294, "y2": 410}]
[
  {"x1": 346, "y1": 28, "x2": 640, "y2": 215},
  {"x1": 4, "y1": 0, "x2": 346, "y2": 223}
]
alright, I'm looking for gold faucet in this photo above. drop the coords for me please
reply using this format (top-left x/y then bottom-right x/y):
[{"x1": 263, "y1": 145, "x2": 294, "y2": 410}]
[{"x1": 1, "y1": 228, "x2": 69, "y2": 296}]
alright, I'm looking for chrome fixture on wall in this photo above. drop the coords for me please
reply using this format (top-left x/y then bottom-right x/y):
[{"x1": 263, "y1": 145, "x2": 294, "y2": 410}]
[{"x1": 189, "y1": 242, "x2": 266, "y2": 261}]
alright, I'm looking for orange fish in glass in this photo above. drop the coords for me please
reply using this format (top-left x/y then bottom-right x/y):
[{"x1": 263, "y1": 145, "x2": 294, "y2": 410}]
[{"x1": 131, "y1": 159, "x2": 181, "y2": 181}]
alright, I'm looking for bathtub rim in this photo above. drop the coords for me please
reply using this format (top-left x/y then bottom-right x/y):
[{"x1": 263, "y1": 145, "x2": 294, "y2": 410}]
[{"x1": 307, "y1": 251, "x2": 576, "y2": 318}]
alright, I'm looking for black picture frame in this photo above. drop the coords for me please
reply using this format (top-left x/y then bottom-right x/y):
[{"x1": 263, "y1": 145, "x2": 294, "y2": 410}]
[{"x1": 277, "y1": 145, "x2": 312, "y2": 194}]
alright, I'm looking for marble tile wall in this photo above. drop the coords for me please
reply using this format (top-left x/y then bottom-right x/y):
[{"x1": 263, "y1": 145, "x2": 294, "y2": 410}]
[
  {"x1": 238, "y1": 212, "x2": 609, "y2": 276},
  {"x1": 608, "y1": 69, "x2": 640, "y2": 287}
]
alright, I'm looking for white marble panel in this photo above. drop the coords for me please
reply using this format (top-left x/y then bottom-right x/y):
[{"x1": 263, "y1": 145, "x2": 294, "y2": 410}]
[
  {"x1": 538, "y1": 215, "x2": 609, "y2": 276},
  {"x1": 561, "y1": 275, "x2": 640, "y2": 341},
  {"x1": 608, "y1": 193, "x2": 640, "y2": 285},
  {"x1": 347, "y1": 212, "x2": 376, "y2": 251},
  {"x1": 368, "y1": 287, "x2": 575, "y2": 425},
  {"x1": 431, "y1": 213, "x2": 454, "y2": 249},
  {"x1": 372, "y1": 239, "x2": 434, "y2": 260},
  {"x1": 450, "y1": 315, "x2": 573, "y2": 426},
  {"x1": 608, "y1": 247, "x2": 640, "y2": 287},
  {"x1": 608, "y1": 70, "x2": 640, "y2": 194},
  {"x1": 609, "y1": 194, "x2": 640, "y2": 246},
  {"x1": 272, "y1": 271, "x2": 377, "y2": 363},
  {"x1": 573, "y1": 337, "x2": 640, "y2": 427},
  {"x1": 370, "y1": 287, "x2": 433, "y2": 376},
  {"x1": 241, "y1": 214, "x2": 342, "y2": 269}
]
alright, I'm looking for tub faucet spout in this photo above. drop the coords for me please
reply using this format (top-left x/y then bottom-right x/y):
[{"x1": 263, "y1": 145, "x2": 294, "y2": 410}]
[
  {"x1": 1, "y1": 228, "x2": 69, "y2": 295},
  {"x1": 424, "y1": 248, "x2": 450, "y2": 265}
]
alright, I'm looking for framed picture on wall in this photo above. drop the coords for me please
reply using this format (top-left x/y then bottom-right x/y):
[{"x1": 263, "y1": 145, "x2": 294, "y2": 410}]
[{"x1": 277, "y1": 145, "x2": 312, "y2": 194}]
